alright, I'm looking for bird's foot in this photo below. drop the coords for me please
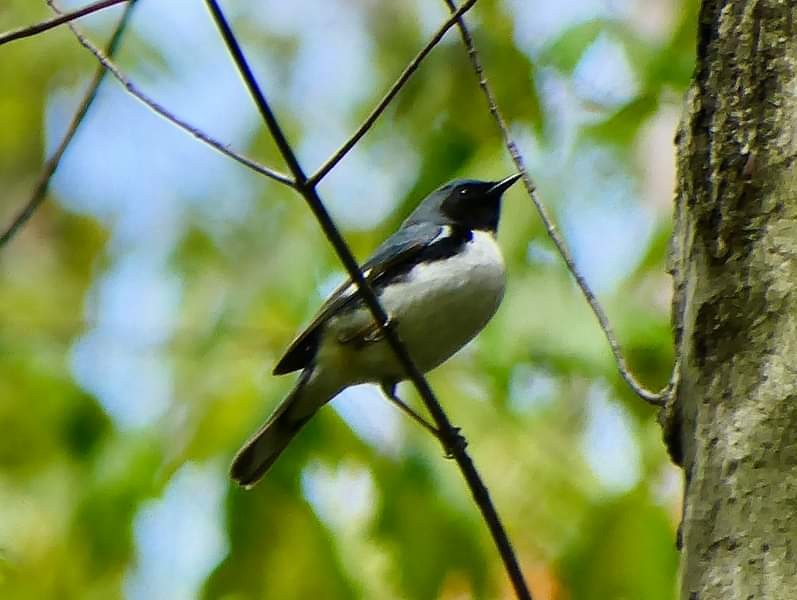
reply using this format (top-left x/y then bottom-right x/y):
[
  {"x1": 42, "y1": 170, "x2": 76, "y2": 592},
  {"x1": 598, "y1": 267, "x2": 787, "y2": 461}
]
[
  {"x1": 360, "y1": 314, "x2": 399, "y2": 344},
  {"x1": 443, "y1": 427, "x2": 468, "y2": 458},
  {"x1": 382, "y1": 313, "x2": 398, "y2": 332}
]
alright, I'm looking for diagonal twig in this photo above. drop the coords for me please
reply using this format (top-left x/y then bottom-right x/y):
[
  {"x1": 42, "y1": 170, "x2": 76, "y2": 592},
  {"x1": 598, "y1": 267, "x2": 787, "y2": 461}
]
[
  {"x1": 48, "y1": 3, "x2": 294, "y2": 188},
  {"x1": 0, "y1": 0, "x2": 136, "y2": 249},
  {"x1": 202, "y1": 2, "x2": 532, "y2": 598},
  {"x1": 307, "y1": 0, "x2": 477, "y2": 186},
  {"x1": 443, "y1": 0, "x2": 668, "y2": 407},
  {"x1": 0, "y1": 0, "x2": 128, "y2": 47}
]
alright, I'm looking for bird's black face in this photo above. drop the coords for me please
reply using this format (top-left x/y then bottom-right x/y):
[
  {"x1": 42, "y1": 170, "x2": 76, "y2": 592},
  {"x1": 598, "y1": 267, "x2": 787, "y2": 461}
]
[{"x1": 439, "y1": 174, "x2": 521, "y2": 232}]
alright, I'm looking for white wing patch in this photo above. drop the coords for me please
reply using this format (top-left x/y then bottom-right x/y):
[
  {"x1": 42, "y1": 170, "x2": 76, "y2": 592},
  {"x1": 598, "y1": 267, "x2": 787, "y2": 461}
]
[{"x1": 431, "y1": 225, "x2": 454, "y2": 245}]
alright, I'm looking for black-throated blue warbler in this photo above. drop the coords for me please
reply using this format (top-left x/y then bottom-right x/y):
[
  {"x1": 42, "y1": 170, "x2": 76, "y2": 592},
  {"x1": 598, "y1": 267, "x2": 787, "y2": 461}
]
[{"x1": 231, "y1": 173, "x2": 522, "y2": 487}]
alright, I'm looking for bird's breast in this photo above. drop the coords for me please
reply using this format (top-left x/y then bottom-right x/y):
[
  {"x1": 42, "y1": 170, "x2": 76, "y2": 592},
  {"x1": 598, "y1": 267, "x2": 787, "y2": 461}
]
[
  {"x1": 391, "y1": 229, "x2": 505, "y2": 319},
  {"x1": 322, "y1": 230, "x2": 506, "y2": 382}
]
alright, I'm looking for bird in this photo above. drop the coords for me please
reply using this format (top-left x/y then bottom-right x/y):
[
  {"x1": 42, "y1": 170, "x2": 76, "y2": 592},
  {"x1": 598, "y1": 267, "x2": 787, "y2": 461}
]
[{"x1": 231, "y1": 173, "x2": 522, "y2": 487}]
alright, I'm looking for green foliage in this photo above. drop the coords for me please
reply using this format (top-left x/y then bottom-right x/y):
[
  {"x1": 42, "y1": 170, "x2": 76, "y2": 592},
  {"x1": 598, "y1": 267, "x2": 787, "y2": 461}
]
[
  {"x1": 0, "y1": 2, "x2": 694, "y2": 599},
  {"x1": 559, "y1": 490, "x2": 679, "y2": 600},
  {"x1": 540, "y1": 20, "x2": 608, "y2": 73}
]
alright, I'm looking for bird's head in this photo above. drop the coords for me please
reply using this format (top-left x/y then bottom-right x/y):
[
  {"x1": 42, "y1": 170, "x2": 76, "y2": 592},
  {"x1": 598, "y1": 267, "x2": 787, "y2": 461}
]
[{"x1": 405, "y1": 173, "x2": 522, "y2": 233}]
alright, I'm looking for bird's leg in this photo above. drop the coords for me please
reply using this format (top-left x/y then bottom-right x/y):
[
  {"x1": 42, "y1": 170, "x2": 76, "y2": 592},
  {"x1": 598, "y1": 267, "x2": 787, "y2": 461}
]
[
  {"x1": 381, "y1": 383, "x2": 468, "y2": 459},
  {"x1": 380, "y1": 382, "x2": 439, "y2": 437}
]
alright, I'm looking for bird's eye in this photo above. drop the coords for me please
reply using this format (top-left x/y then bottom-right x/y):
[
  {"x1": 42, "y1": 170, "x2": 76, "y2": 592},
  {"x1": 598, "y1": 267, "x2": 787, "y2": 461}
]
[{"x1": 458, "y1": 188, "x2": 470, "y2": 197}]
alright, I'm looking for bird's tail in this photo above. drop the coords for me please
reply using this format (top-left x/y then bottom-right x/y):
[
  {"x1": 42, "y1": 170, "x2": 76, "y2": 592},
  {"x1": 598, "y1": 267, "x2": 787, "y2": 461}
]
[{"x1": 230, "y1": 368, "x2": 336, "y2": 488}]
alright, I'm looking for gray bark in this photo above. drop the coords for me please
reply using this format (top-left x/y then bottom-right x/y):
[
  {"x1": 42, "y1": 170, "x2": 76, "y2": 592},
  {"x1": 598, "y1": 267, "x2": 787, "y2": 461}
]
[{"x1": 665, "y1": 1, "x2": 797, "y2": 598}]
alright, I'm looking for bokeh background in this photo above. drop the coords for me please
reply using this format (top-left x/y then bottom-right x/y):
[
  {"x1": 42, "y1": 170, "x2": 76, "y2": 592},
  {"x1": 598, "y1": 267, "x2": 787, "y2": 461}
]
[{"x1": 0, "y1": 0, "x2": 694, "y2": 598}]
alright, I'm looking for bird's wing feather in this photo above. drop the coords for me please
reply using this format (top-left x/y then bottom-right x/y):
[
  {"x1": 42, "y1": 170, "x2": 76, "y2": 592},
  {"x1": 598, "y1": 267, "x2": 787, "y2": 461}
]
[{"x1": 272, "y1": 223, "x2": 447, "y2": 375}]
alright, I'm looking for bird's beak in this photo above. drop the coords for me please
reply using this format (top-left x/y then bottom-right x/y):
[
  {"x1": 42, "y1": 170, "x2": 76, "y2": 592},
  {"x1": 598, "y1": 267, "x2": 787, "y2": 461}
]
[{"x1": 487, "y1": 172, "x2": 522, "y2": 196}]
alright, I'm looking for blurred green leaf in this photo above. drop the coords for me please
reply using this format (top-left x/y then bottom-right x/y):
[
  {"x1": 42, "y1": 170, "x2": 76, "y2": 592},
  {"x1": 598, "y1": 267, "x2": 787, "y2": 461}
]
[
  {"x1": 558, "y1": 489, "x2": 678, "y2": 600},
  {"x1": 582, "y1": 93, "x2": 660, "y2": 148},
  {"x1": 539, "y1": 20, "x2": 608, "y2": 73}
]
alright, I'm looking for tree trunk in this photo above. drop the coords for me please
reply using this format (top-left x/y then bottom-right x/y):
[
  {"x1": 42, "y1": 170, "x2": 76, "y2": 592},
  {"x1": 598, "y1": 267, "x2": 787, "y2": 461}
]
[{"x1": 666, "y1": 1, "x2": 797, "y2": 598}]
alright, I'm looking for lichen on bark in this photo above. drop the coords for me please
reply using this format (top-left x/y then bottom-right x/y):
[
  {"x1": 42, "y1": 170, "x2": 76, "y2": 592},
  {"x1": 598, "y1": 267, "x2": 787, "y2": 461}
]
[{"x1": 667, "y1": 1, "x2": 797, "y2": 597}]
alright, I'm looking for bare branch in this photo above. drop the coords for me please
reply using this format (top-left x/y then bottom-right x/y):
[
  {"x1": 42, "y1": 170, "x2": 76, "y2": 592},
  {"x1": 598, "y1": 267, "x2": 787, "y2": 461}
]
[
  {"x1": 0, "y1": 0, "x2": 137, "y2": 249},
  {"x1": 51, "y1": 5, "x2": 294, "y2": 188},
  {"x1": 443, "y1": 0, "x2": 668, "y2": 408},
  {"x1": 203, "y1": 2, "x2": 532, "y2": 598},
  {"x1": 308, "y1": 0, "x2": 478, "y2": 186},
  {"x1": 0, "y1": 0, "x2": 128, "y2": 47}
]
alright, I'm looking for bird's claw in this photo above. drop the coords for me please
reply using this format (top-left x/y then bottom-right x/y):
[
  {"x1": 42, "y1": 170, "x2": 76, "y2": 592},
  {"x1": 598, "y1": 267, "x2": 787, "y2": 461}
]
[
  {"x1": 443, "y1": 427, "x2": 467, "y2": 458},
  {"x1": 383, "y1": 314, "x2": 398, "y2": 331},
  {"x1": 360, "y1": 314, "x2": 398, "y2": 344}
]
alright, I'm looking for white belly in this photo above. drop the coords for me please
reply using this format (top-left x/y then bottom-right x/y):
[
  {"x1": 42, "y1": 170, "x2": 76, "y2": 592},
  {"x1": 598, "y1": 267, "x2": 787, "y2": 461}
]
[{"x1": 318, "y1": 231, "x2": 506, "y2": 384}]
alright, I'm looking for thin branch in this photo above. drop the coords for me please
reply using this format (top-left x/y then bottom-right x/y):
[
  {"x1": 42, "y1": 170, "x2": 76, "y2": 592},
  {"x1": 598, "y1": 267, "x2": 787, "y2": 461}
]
[
  {"x1": 203, "y1": 2, "x2": 532, "y2": 598},
  {"x1": 0, "y1": 0, "x2": 137, "y2": 249},
  {"x1": 50, "y1": 5, "x2": 294, "y2": 188},
  {"x1": 443, "y1": 0, "x2": 668, "y2": 408},
  {"x1": 307, "y1": 0, "x2": 478, "y2": 186},
  {"x1": 0, "y1": 0, "x2": 128, "y2": 47}
]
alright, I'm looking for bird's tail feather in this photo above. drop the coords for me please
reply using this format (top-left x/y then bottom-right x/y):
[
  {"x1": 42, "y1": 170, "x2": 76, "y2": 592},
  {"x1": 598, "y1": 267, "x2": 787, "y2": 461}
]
[{"x1": 230, "y1": 369, "x2": 326, "y2": 488}]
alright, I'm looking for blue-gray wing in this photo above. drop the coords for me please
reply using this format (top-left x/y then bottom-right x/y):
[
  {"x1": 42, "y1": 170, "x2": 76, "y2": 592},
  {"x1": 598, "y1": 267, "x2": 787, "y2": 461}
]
[{"x1": 272, "y1": 223, "x2": 446, "y2": 375}]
